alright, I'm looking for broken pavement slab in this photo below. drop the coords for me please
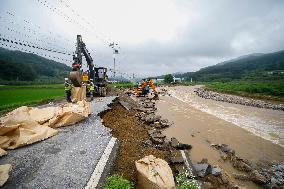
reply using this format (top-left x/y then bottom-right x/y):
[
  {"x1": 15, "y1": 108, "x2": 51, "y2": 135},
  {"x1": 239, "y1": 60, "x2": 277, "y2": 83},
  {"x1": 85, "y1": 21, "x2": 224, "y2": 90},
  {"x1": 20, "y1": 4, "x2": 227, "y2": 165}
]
[
  {"x1": 0, "y1": 96, "x2": 119, "y2": 189},
  {"x1": 193, "y1": 163, "x2": 212, "y2": 178},
  {"x1": 119, "y1": 100, "x2": 130, "y2": 111}
]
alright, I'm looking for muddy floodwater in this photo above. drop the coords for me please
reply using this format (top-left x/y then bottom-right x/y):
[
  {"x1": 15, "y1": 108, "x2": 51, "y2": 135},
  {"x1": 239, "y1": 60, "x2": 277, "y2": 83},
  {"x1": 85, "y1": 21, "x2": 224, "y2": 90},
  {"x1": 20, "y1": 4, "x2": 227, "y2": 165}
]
[{"x1": 156, "y1": 86, "x2": 284, "y2": 188}]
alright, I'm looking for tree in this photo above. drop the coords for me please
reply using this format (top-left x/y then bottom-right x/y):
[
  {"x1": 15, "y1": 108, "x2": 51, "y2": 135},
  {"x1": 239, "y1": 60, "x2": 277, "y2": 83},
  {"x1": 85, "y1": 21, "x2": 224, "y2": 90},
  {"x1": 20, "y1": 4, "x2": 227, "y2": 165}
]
[{"x1": 164, "y1": 74, "x2": 174, "y2": 83}]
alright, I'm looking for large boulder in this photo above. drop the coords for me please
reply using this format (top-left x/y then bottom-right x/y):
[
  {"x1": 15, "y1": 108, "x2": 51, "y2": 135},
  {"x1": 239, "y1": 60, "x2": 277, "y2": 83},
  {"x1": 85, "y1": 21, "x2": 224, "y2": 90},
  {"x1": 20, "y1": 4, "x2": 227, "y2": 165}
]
[
  {"x1": 193, "y1": 163, "x2": 212, "y2": 178},
  {"x1": 144, "y1": 114, "x2": 161, "y2": 124}
]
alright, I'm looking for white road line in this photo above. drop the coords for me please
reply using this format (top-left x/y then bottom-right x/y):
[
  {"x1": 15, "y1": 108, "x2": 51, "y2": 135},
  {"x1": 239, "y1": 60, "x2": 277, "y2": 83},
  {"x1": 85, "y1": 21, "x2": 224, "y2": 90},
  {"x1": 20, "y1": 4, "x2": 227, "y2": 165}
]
[
  {"x1": 85, "y1": 137, "x2": 117, "y2": 189},
  {"x1": 180, "y1": 150, "x2": 192, "y2": 172}
]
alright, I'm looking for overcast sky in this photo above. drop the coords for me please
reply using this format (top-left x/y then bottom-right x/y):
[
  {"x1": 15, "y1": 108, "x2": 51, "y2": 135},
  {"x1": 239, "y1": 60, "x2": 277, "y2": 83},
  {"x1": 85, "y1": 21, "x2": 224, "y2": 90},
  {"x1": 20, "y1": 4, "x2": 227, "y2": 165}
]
[{"x1": 1, "y1": 0, "x2": 284, "y2": 78}]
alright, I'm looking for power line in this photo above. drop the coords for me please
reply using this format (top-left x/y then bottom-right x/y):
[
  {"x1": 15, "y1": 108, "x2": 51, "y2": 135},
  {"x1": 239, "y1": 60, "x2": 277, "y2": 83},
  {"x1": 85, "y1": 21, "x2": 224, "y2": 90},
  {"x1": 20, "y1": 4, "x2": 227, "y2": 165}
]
[
  {"x1": 56, "y1": 0, "x2": 112, "y2": 44},
  {"x1": 0, "y1": 34, "x2": 72, "y2": 55},
  {"x1": 3, "y1": 11, "x2": 74, "y2": 51},
  {"x1": 0, "y1": 41, "x2": 72, "y2": 64}
]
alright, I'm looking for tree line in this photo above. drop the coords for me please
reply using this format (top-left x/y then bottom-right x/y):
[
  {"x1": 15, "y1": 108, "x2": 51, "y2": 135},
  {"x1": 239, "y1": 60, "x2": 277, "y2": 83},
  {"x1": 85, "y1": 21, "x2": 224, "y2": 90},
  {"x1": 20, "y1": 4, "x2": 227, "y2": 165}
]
[{"x1": 0, "y1": 47, "x2": 70, "y2": 84}]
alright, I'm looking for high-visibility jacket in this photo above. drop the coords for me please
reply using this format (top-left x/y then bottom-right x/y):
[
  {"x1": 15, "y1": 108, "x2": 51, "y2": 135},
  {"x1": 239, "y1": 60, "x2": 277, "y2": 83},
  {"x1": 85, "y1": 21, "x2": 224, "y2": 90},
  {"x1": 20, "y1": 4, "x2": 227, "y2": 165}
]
[
  {"x1": 64, "y1": 82, "x2": 72, "y2": 91},
  {"x1": 90, "y1": 82, "x2": 95, "y2": 91}
]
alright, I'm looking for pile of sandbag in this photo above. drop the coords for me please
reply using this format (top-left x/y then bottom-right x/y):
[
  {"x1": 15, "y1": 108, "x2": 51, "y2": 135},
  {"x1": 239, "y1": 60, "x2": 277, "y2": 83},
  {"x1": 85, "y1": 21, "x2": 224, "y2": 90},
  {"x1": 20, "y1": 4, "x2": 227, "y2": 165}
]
[
  {"x1": 0, "y1": 100, "x2": 90, "y2": 153},
  {"x1": 135, "y1": 155, "x2": 175, "y2": 189}
]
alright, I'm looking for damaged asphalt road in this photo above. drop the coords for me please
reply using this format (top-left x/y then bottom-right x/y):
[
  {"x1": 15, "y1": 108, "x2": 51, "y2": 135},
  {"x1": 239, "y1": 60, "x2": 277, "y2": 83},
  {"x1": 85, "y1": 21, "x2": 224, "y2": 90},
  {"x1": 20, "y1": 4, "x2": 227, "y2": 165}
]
[{"x1": 0, "y1": 96, "x2": 118, "y2": 189}]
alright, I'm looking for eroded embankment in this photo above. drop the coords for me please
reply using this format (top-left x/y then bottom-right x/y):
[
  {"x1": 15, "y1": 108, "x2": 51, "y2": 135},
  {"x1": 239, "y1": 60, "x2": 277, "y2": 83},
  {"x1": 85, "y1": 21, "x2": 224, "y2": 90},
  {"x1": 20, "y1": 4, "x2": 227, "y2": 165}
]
[{"x1": 101, "y1": 101, "x2": 169, "y2": 183}]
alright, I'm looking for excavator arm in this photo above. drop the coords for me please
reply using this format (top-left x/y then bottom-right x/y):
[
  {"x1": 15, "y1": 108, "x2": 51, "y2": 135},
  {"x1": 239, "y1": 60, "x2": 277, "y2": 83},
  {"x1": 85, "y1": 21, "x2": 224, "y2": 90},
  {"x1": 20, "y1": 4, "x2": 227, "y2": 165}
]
[{"x1": 70, "y1": 35, "x2": 94, "y2": 86}]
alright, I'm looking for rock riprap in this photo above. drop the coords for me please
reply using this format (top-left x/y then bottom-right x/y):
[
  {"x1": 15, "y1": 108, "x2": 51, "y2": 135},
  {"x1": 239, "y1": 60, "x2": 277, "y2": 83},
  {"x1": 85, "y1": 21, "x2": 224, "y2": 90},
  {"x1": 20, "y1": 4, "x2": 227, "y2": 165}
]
[{"x1": 195, "y1": 88, "x2": 284, "y2": 111}]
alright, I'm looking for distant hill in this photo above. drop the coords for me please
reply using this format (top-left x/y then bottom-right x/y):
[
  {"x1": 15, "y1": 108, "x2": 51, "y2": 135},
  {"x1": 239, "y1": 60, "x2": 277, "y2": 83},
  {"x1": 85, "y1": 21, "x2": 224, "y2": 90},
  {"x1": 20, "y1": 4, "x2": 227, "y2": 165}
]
[
  {"x1": 179, "y1": 50, "x2": 284, "y2": 82},
  {"x1": 0, "y1": 47, "x2": 71, "y2": 84}
]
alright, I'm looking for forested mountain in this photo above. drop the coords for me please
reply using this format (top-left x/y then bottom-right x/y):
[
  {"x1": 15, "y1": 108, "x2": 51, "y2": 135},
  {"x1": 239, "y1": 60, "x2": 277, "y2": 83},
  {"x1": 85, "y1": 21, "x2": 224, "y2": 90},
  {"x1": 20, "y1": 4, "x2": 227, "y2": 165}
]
[
  {"x1": 178, "y1": 50, "x2": 284, "y2": 82},
  {"x1": 0, "y1": 47, "x2": 71, "y2": 84}
]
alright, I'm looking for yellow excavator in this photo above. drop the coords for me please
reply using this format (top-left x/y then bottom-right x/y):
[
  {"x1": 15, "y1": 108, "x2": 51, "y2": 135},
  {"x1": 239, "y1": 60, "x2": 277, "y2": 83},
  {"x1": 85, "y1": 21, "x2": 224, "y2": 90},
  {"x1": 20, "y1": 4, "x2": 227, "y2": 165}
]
[{"x1": 134, "y1": 78, "x2": 157, "y2": 96}]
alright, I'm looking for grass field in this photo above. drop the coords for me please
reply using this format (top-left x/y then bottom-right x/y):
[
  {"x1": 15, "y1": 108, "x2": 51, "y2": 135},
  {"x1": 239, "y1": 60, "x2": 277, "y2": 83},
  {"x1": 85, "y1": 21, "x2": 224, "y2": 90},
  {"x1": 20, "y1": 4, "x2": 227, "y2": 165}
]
[
  {"x1": 0, "y1": 84, "x2": 63, "y2": 89},
  {"x1": 205, "y1": 81, "x2": 284, "y2": 102},
  {"x1": 0, "y1": 84, "x2": 65, "y2": 114}
]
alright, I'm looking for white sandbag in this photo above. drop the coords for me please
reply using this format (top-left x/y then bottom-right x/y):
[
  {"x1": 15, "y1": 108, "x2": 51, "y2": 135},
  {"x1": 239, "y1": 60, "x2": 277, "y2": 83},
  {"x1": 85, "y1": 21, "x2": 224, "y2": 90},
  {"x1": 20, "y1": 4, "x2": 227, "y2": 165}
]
[
  {"x1": 135, "y1": 155, "x2": 175, "y2": 189},
  {"x1": 0, "y1": 106, "x2": 58, "y2": 149},
  {"x1": 0, "y1": 164, "x2": 12, "y2": 186},
  {"x1": 29, "y1": 106, "x2": 59, "y2": 124},
  {"x1": 0, "y1": 100, "x2": 89, "y2": 149},
  {"x1": 5, "y1": 124, "x2": 58, "y2": 149},
  {"x1": 48, "y1": 100, "x2": 90, "y2": 128}
]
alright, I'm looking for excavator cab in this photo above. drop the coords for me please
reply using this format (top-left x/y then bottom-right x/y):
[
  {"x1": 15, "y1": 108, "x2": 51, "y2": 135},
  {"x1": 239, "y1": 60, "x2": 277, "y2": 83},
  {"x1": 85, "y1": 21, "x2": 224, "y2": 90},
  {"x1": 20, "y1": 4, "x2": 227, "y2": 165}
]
[{"x1": 93, "y1": 67, "x2": 108, "y2": 97}]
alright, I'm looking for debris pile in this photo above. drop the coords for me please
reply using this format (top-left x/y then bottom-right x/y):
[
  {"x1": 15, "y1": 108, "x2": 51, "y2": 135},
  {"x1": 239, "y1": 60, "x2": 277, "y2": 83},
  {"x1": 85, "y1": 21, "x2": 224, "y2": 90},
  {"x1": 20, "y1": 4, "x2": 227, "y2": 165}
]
[
  {"x1": 195, "y1": 88, "x2": 284, "y2": 111},
  {"x1": 134, "y1": 96, "x2": 174, "y2": 152},
  {"x1": 135, "y1": 97, "x2": 173, "y2": 130}
]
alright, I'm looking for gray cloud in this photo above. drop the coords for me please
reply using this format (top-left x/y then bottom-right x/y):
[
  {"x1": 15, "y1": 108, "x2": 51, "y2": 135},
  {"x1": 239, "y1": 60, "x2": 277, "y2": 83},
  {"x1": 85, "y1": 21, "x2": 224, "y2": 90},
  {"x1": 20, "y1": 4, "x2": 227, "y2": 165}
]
[{"x1": 113, "y1": 0, "x2": 284, "y2": 76}]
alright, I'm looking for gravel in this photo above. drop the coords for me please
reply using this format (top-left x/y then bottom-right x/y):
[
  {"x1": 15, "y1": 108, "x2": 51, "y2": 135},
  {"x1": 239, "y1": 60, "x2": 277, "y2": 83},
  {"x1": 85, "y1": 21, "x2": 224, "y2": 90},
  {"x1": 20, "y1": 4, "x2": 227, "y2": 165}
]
[
  {"x1": 195, "y1": 88, "x2": 284, "y2": 111},
  {"x1": 0, "y1": 96, "x2": 117, "y2": 189}
]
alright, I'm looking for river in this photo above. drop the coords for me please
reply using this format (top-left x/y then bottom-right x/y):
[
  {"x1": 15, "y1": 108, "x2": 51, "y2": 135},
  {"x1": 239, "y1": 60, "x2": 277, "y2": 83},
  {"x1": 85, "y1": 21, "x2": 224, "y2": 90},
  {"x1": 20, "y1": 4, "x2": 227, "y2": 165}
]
[{"x1": 156, "y1": 86, "x2": 284, "y2": 188}]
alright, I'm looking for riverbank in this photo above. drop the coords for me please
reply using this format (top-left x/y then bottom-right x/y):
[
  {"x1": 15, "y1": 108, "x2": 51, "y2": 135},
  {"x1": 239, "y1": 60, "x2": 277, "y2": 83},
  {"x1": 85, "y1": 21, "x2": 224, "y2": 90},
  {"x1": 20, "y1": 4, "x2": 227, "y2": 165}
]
[
  {"x1": 195, "y1": 87, "x2": 284, "y2": 111},
  {"x1": 205, "y1": 81, "x2": 284, "y2": 103}
]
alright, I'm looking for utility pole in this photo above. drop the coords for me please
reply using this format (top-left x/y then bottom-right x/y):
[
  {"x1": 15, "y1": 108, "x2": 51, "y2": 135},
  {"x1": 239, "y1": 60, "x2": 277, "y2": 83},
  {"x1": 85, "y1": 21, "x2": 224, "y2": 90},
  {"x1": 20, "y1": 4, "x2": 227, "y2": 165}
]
[
  {"x1": 109, "y1": 43, "x2": 119, "y2": 79},
  {"x1": 113, "y1": 54, "x2": 116, "y2": 78}
]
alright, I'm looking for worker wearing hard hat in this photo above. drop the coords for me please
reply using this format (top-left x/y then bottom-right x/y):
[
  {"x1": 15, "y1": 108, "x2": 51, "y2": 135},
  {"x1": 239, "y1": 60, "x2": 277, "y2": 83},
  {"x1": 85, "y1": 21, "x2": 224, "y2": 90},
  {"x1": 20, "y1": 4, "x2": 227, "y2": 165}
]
[
  {"x1": 64, "y1": 78, "x2": 72, "y2": 102},
  {"x1": 89, "y1": 79, "x2": 95, "y2": 101}
]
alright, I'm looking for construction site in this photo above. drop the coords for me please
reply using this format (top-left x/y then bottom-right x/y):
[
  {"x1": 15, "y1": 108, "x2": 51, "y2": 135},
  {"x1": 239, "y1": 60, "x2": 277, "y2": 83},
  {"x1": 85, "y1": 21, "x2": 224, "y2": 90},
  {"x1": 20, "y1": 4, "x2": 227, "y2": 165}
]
[
  {"x1": 1, "y1": 0, "x2": 284, "y2": 189},
  {"x1": 1, "y1": 74, "x2": 284, "y2": 189}
]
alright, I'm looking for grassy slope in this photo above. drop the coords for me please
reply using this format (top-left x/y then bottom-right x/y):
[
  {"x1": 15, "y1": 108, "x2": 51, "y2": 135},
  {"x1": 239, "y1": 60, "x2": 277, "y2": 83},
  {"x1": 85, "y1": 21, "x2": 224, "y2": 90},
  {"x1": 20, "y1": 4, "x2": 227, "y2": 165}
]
[
  {"x1": 0, "y1": 84, "x2": 65, "y2": 114},
  {"x1": 205, "y1": 81, "x2": 284, "y2": 102},
  {"x1": 175, "y1": 50, "x2": 284, "y2": 101}
]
